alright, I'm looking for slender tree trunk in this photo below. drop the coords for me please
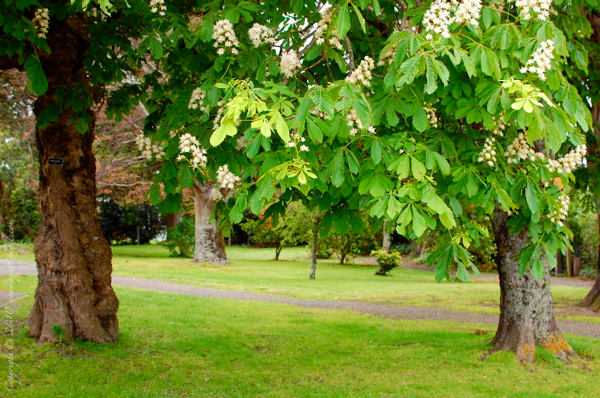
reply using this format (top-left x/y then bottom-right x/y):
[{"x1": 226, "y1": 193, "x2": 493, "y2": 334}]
[
  {"x1": 192, "y1": 181, "x2": 228, "y2": 263},
  {"x1": 382, "y1": 220, "x2": 391, "y2": 252},
  {"x1": 309, "y1": 219, "x2": 319, "y2": 279},
  {"x1": 488, "y1": 208, "x2": 575, "y2": 362},
  {"x1": 275, "y1": 244, "x2": 282, "y2": 260},
  {"x1": 28, "y1": 14, "x2": 119, "y2": 343}
]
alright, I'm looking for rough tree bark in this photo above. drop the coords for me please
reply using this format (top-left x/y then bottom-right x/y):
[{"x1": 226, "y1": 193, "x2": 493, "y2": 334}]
[
  {"x1": 488, "y1": 207, "x2": 575, "y2": 362},
  {"x1": 192, "y1": 181, "x2": 229, "y2": 264},
  {"x1": 28, "y1": 15, "x2": 119, "y2": 343}
]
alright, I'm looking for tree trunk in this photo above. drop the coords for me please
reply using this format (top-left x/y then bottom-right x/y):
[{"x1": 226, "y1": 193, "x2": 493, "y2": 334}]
[
  {"x1": 309, "y1": 219, "x2": 319, "y2": 279},
  {"x1": 488, "y1": 208, "x2": 575, "y2": 362},
  {"x1": 275, "y1": 244, "x2": 282, "y2": 260},
  {"x1": 192, "y1": 181, "x2": 229, "y2": 264},
  {"x1": 579, "y1": 275, "x2": 600, "y2": 312},
  {"x1": 28, "y1": 15, "x2": 119, "y2": 343},
  {"x1": 382, "y1": 220, "x2": 391, "y2": 252}
]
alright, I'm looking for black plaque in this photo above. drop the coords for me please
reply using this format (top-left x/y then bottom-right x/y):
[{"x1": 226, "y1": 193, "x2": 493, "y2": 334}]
[{"x1": 48, "y1": 158, "x2": 64, "y2": 166}]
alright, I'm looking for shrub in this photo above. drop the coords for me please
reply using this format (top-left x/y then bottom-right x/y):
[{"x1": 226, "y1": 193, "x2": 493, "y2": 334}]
[
  {"x1": 164, "y1": 216, "x2": 194, "y2": 257},
  {"x1": 371, "y1": 250, "x2": 402, "y2": 276}
]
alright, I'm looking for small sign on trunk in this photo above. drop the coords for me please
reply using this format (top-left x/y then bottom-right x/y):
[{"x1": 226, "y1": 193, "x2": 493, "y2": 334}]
[{"x1": 48, "y1": 158, "x2": 64, "y2": 166}]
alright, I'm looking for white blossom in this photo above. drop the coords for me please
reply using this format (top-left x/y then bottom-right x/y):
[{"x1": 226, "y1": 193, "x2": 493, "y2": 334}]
[
  {"x1": 453, "y1": 0, "x2": 482, "y2": 26},
  {"x1": 150, "y1": 0, "x2": 166, "y2": 16},
  {"x1": 33, "y1": 8, "x2": 49, "y2": 39},
  {"x1": 477, "y1": 137, "x2": 497, "y2": 167},
  {"x1": 216, "y1": 165, "x2": 241, "y2": 190},
  {"x1": 549, "y1": 193, "x2": 569, "y2": 227},
  {"x1": 347, "y1": 109, "x2": 363, "y2": 135},
  {"x1": 313, "y1": 9, "x2": 344, "y2": 50},
  {"x1": 136, "y1": 135, "x2": 165, "y2": 160},
  {"x1": 178, "y1": 133, "x2": 207, "y2": 168},
  {"x1": 248, "y1": 23, "x2": 276, "y2": 47},
  {"x1": 212, "y1": 19, "x2": 239, "y2": 55},
  {"x1": 300, "y1": 144, "x2": 310, "y2": 152},
  {"x1": 188, "y1": 88, "x2": 207, "y2": 111},
  {"x1": 280, "y1": 49, "x2": 302, "y2": 78},
  {"x1": 520, "y1": 40, "x2": 554, "y2": 80},
  {"x1": 424, "y1": 105, "x2": 438, "y2": 128},
  {"x1": 423, "y1": 1, "x2": 454, "y2": 39},
  {"x1": 346, "y1": 56, "x2": 375, "y2": 86},
  {"x1": 514, "y1": 0, "x2": 553, "y2": 21},
  {"x1": 491, "y1": 114, "x2": 506, "y2": 137},
  {"x1": 505, "y1": 133, "x2": 537, "y2": 164},
  {"x1": 547, "y1": 145, "x2": 587, "y2": 174},
  {"x1": 209, "y1": 188, "x2": 224, "y2": 202}
]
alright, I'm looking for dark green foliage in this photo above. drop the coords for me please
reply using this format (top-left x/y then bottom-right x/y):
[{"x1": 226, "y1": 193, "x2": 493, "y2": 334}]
[
  {"x1": 371, "y1": 250, "x2": 402, "y2": 276},
  {"x1": 98, "y1": 195, "x2": 164, "y2": 245},
  {"x1": 3, "y1": 186, "x2": 39, "y2": 242},
  {"x1": 164, "y1": 216, "x2": 194, "y2": 258}
]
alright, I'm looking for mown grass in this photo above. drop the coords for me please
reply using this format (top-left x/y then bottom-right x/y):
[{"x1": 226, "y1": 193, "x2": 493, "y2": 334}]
[
  {"x1": 1, "y1": 274, "x2": 599, "y2": 398},
  {"x1": 108, "y1": 245, "x2": 596, "y2": 324},
  {"x1": 1, "y1": 243, "x2": 597, "y2": 323}
]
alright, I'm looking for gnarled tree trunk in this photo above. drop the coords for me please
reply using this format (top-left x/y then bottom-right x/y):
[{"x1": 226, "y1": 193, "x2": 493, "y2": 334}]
[
  {"x1": 28, "y1": 15, "x2": 119, "y2": 343},
  {"x1": 489, "y1": 208, "x2": 575, "y2": 362},
  {"x1": 192, "y1": 181, "x2": 228, "y2": 264}
]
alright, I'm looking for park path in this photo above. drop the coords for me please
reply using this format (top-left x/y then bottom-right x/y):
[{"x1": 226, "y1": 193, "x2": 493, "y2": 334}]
[{"x1": 1, "y1": 260, "x2": 598, "y2": 339}]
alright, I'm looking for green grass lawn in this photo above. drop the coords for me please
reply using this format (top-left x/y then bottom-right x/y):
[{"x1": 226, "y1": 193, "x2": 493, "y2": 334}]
[
  {"x1": 1, "y1": 274, "x2": 599, "y2": 398},
  {"x1": 1, "y1": 243, "x2": 597, "y2": 323}
]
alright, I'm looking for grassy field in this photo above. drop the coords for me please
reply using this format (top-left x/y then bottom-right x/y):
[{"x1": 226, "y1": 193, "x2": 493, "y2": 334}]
[
  {"x1": 1, "y1": 273, "x2": 599, "y2": 397},
  {"x1": 1, "y1": 243, "x2": 597, "y2": 324}
]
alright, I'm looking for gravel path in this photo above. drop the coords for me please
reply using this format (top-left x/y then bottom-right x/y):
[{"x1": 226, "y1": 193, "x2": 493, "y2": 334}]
[{"x1": 1, "y1": 260, "x2": 598, "y2": 339}]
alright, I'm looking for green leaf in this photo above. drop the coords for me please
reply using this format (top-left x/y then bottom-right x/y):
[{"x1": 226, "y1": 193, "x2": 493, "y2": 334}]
[
  {"x1": 148, "y1": 182, "x2": 162, "y2": 205},
  {"x1": 371, "y1": 139, "x2": 383, "y2": 165},
  {"x1": 310, "y1": 86, "x2": 334, "y2": 117},
  {"x1": 148, "y1": 35, "x2": 164, "y2": 59},
  {"x1": 273, "y1": 112, "x2": 290, "y2": 142},
  {"x1": 331, "y1": 150, "x2": 345, "y2": 187},
  {"x1": 412, "y1": 206, "x2": 427, "y2": 237},
  {"x1": 412, "y1": 106, "x2": 427, "y2": 132},
  {"x1": 178, "y1": 166, "x2": 195, "y2": 188},
  {"x1": 306, "y1": 117, "x2": 324, "y2": 143},
  {"x1": 411, "y1": 157, "x2": 426, "y2": 180},
  {"x1": 425, "y1": 57, "x2": 438, "y2": 94},
  {"x1": 25, "y1": 57, "x2": 48, "y2": 95},
  {"x1": 525, "y1": 180, "x2": 540, "y2": 216},
  {"x1": 396, "y1": 156, "x2": 410, "y2": 180},
  {"x1": 351, "y1": 3, "x2": 367, "y2": 33},
  {"x1": 439, "y1": 212, "x2": 456, "y2": 229},
  {"x1": 210, "y1": 121, "x2": 237, "y2": 146},
  {"x1": 345, "y1": 150, "x2": 360, "y2": 174},
  {"x1": 433, "y1": 152, "x2": 450, "y2": 175},
  {"x1": 336, "y1": 5, "x2": 351, "y2": 38},
  {"x1": 398, "y1": 55, "x2": 425, "y2": 87}
]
